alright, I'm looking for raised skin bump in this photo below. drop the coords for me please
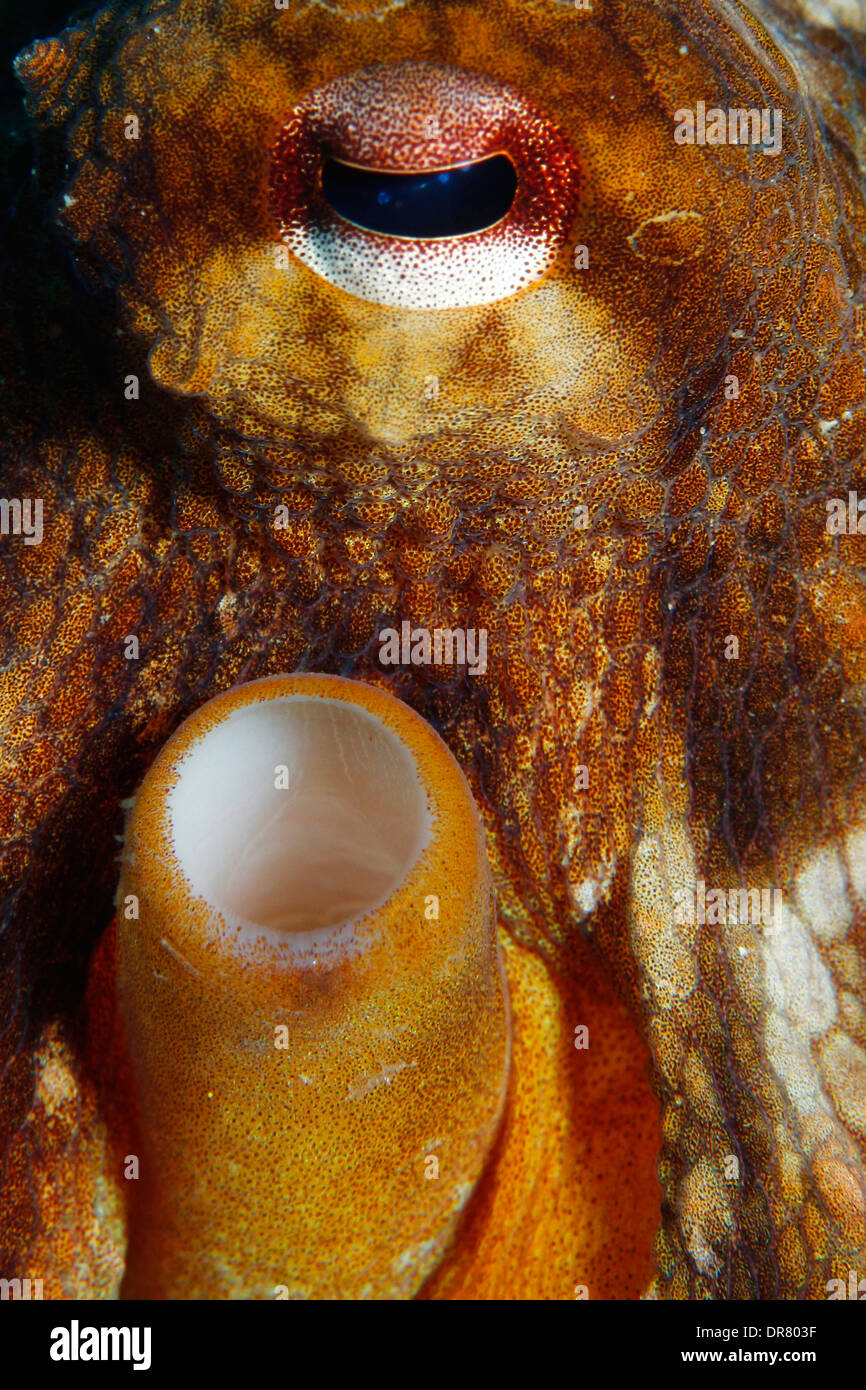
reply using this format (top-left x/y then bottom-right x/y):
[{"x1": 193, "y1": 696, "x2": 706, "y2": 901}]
[{"x1": 1, "y1": 0, "x2": 866, "y2": 1300}]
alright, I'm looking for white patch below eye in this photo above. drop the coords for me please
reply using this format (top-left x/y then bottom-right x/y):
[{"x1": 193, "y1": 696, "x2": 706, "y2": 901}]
[{"x1": 283, "y1": 223, "x2": 556, "y2": 311}]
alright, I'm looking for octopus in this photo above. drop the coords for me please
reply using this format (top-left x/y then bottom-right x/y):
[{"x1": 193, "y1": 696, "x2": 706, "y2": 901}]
[{"x1": 1, "y1": 0, "x2": 866, "y2": 1302}]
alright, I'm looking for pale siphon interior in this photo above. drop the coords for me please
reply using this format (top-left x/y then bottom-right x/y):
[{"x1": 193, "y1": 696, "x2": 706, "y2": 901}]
[{"x1": 167, "y1": 695, "x2": 434, "y2": 934}]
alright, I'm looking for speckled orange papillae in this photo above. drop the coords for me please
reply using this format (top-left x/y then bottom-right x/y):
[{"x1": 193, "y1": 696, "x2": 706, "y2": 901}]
[{"x1": 1, "y1": 0, "x2": 865, "y2": 1299}]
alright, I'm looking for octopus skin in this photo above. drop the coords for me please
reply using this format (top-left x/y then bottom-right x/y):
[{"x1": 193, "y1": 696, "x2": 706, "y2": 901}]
[{"x1": 1, "y1": 0, "x2": 866, "y2": 1300}]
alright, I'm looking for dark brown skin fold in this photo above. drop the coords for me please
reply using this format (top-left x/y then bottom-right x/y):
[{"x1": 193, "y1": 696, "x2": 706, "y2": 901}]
[{"x1": 1, "y1": 0, "x2": 865, "y2": 1298}]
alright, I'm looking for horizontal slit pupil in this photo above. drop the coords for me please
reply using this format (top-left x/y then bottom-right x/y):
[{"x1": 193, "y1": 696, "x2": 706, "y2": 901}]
[{"x1": 321, "y1": 154, "x2": 517, "y2": 238}]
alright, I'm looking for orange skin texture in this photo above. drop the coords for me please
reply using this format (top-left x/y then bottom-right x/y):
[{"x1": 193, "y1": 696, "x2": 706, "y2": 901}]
[
  {"x1": 421, "y1": 933, "x2": 661, "y2": 1299},
  {"x1": 0, "y1": 0, "x2": 865, "y2": 1298}
]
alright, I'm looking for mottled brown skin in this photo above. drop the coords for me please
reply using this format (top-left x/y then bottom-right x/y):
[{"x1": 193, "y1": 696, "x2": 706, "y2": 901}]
[{"x1": 2, "y1": 0, "x2": 866, "y2": 1298}]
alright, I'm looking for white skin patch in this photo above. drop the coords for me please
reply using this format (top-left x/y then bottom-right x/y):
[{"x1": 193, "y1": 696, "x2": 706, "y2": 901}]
[
  {"x1": 571, "y1": 866, "x2": 611, "y2": 916},
  {"x1": 288, "y1": 222, "x2": 557, "y2": 311},
  {"x1": 763, "y1": 1011, "x2": 836, "y2": 1125},
  {"x1": 788, "y1": 815, "x2": 866, "y2": 945},
  {"x1": 761, "y1": 901, "x2": 838, "y2": 1037}
]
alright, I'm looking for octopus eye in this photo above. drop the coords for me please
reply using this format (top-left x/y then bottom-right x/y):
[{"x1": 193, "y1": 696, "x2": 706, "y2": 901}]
[
  {"x1": 270, "y1": 61, "x2": 580, "y2": 310},
  {"x1": 320, "y1": 154, "x2": 518, "y2": 239}
]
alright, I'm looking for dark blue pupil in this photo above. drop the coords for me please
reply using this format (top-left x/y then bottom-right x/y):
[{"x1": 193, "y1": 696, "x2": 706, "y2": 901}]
[{"x1": 320, "y1": 155, "x2": 517, "y2": 238}]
